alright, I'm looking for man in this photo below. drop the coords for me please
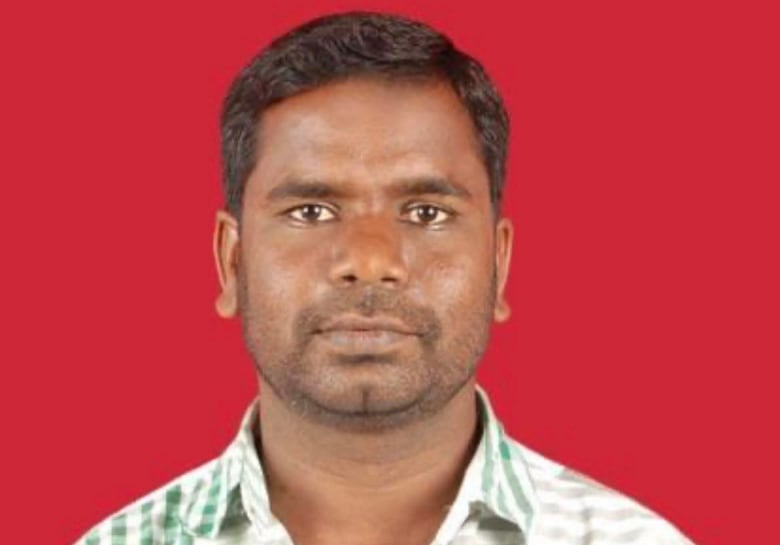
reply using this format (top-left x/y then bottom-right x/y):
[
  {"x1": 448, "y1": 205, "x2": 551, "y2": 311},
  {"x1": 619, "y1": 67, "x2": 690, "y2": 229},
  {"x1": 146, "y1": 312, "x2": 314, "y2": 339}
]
[{"x1": 77, "y1": 11, "x2": 694, "y2": 545}]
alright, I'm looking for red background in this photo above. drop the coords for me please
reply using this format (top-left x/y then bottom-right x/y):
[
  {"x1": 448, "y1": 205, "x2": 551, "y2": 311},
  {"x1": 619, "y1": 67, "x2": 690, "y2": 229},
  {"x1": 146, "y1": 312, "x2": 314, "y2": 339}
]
[{"x1": 1, "y1": 1, "x2": 777, "y2": 544}]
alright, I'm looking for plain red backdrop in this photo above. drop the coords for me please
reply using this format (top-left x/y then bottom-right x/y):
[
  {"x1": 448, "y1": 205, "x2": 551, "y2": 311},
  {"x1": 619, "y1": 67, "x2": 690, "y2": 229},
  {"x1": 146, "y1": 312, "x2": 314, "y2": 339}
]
[{"x1": 1, "y1": 1, "x2": 777, "y2": 544}]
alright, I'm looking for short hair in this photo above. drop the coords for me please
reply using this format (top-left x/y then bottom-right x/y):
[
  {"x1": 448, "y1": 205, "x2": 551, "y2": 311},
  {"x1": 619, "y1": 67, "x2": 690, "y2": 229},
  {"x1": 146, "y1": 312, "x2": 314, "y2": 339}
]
[{"x1": 220, "y1": 11, "x2": 510, "y2": 221}]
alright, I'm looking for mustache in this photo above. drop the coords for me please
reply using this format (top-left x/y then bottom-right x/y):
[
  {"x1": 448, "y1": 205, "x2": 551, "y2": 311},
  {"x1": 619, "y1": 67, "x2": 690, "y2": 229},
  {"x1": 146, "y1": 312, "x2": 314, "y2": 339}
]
[{"x1": 294, "y1": 286, "x2": 441, "y2": 340}]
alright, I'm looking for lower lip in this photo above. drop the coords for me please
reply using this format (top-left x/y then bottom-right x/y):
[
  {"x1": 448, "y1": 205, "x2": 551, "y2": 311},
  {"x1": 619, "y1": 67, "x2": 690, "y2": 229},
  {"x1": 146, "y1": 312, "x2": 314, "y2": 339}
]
[{"x1": 316, "y1": 329, "x2": 416, "y2": 351}]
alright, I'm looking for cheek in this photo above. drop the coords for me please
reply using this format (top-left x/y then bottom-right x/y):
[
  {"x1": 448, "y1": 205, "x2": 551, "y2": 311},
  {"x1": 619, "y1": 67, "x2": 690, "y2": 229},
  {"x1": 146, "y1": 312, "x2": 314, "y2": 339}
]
[
  {"x1": 419, "y1": 252, "x2": 493, "y2": 318},
  {"x1": 241, "y1": 242, "x2": 312, "y2": 323},
  {"x1": 422, "y1": 260, "x2": 466, "y2": 299}
]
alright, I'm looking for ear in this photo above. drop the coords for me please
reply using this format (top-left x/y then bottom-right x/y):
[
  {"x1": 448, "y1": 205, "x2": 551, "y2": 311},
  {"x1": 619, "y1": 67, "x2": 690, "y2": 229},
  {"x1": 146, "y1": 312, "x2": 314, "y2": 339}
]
[
  {"x1": 213, "y1": 210, "x2": 240, "y2": 318},
  {"x1": 493, "y1": 217, "x2": 514, "y2": 323}
]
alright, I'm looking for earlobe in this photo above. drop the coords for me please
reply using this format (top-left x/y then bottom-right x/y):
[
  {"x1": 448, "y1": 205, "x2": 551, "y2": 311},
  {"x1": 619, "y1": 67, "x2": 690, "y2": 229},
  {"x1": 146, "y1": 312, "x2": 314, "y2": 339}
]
[
  {"x1": 215, "y1": 284, "x2": 238, "y2": 318},
  {"x1": 213, "y1": 210, "x2": 240, "y2": 319},
  {"x1": 493, "y1": 217, "x2": 514, "y2": 323},
  {"x1": 494, "y1": 299, "x2": 511, "y2": 322}
]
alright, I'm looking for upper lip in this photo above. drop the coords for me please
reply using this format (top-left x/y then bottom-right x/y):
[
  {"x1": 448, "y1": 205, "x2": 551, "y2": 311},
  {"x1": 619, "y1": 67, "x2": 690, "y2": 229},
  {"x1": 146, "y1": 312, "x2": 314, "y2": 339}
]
[{"x1": 317, "y1": 315, "x2": 418, "y2": 335}]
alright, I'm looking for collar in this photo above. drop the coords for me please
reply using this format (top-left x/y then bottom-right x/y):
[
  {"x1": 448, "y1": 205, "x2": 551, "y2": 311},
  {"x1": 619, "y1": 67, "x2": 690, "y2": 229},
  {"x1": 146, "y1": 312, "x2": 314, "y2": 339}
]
[{"x1": 180, "y1": 384, "x2": 538, "y2": 540}]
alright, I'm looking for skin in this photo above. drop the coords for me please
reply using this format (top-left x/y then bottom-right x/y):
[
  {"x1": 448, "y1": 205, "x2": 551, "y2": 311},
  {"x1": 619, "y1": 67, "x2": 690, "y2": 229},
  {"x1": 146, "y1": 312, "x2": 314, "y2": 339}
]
[{"x1": 213, "y1": 77, "x2": 514, "y2": 545}]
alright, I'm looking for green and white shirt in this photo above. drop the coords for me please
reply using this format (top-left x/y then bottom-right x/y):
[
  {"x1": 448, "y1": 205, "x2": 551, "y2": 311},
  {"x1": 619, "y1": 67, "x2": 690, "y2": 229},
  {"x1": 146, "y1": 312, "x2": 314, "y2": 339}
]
[{"x1": 75, "y1": 386, "x2": 695, "y2": 544}]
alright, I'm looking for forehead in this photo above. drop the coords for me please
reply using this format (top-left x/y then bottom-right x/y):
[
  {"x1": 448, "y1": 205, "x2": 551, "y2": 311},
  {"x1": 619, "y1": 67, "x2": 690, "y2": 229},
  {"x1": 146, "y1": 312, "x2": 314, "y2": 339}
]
[{"x1": 247, "y1": 77, "x2": 490, "y2": 204}]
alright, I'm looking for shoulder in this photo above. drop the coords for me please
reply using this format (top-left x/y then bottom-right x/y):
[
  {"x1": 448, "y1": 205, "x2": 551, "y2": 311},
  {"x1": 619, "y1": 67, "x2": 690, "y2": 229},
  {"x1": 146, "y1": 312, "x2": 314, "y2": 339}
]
[
  {"x1": 504, "y1": 438, "x2": 696, "y2": 545},
  {"x1": 73, "y1": 458, "x2": 223, "y2": 545}
]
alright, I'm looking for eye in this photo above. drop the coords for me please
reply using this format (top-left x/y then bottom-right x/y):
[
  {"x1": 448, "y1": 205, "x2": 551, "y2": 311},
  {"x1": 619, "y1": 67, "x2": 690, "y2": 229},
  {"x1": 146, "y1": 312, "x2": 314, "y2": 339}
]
[
  {"x1": 286, "y1": 204, "x2": 337, "y2": 223},
  {"x1": 405, "y1": 204, "x2": 454, "y2": 226}
]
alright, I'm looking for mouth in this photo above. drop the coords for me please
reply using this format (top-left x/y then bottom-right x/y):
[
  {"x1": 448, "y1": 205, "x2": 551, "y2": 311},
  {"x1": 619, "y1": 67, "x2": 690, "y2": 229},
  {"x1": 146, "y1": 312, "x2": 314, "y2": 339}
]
[
  {"x1": 316, "y1": 314, "x2": 418, "y2": 335},
  {"x1": 312, "y1": 314, "x2": 420, "y2": 352},
  {"x1": 314, "y1": 328, "x2": 418, "y2": 352}
]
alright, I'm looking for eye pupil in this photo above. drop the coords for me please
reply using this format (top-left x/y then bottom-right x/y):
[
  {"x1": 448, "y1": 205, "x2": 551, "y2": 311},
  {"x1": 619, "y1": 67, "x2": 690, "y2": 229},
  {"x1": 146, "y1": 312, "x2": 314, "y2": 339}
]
[
  {"x1": 417, "y1": 206, "x2": 437, "y2": 222},
  {"x1": 302, "y1": 204, "x2": 320, "y2": 219}
]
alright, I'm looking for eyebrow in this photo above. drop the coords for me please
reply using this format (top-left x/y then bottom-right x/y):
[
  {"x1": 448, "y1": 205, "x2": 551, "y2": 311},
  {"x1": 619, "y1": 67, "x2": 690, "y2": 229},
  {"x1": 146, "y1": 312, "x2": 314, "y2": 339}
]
[{"x1": 265, "y1": 176, "x2": 473, "y2": 202}]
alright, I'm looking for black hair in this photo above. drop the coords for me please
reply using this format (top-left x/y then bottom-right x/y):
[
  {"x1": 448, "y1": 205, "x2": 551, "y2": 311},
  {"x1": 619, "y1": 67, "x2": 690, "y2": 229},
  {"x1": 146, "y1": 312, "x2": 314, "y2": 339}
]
[{"x1": 220, "y1": 11, "x2": 509, "y2": 220}]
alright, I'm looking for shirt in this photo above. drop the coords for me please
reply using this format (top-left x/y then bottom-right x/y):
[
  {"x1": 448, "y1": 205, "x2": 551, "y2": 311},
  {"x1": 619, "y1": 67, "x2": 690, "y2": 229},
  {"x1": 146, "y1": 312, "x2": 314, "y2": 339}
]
[{"x1": 75, "y1": 385, "x2": 695, "y2": 545}]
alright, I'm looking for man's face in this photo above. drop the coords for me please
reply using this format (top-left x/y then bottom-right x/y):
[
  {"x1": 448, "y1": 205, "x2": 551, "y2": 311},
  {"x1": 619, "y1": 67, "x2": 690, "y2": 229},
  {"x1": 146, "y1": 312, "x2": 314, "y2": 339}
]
[{"x1": 214, "y1": 77, "x2": 513, "y2": 431}]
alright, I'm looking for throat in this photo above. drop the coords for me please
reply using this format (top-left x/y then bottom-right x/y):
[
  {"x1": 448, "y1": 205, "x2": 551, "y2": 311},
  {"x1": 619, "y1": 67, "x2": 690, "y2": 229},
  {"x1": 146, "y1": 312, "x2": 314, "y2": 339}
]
[
  {"x1": 267, "y1": 475, "x2": 460, "y2": 545},
  {"x1": 255, "y1": 381, "x2": 483, "y2": 544}
]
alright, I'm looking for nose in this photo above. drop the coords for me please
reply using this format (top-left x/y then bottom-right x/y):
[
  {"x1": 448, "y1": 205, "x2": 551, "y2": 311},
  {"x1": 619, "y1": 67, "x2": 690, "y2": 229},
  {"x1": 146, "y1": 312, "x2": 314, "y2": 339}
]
[{"x1": 328, "y1": 215, "x2": 409, "y2": 288}]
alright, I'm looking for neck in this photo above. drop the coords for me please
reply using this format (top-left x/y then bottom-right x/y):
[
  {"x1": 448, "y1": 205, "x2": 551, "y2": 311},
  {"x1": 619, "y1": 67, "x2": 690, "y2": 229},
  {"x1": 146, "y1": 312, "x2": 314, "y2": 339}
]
[{"x1": 255, "y1": 379, "x2": 480, "y2": 545}]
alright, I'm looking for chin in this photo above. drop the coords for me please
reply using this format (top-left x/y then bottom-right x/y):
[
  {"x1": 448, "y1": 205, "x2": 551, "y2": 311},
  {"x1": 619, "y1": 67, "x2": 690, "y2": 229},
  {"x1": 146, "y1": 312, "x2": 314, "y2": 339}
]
[{"x1": 294, "y1": 381, "x2": 434, "y2": 431}]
